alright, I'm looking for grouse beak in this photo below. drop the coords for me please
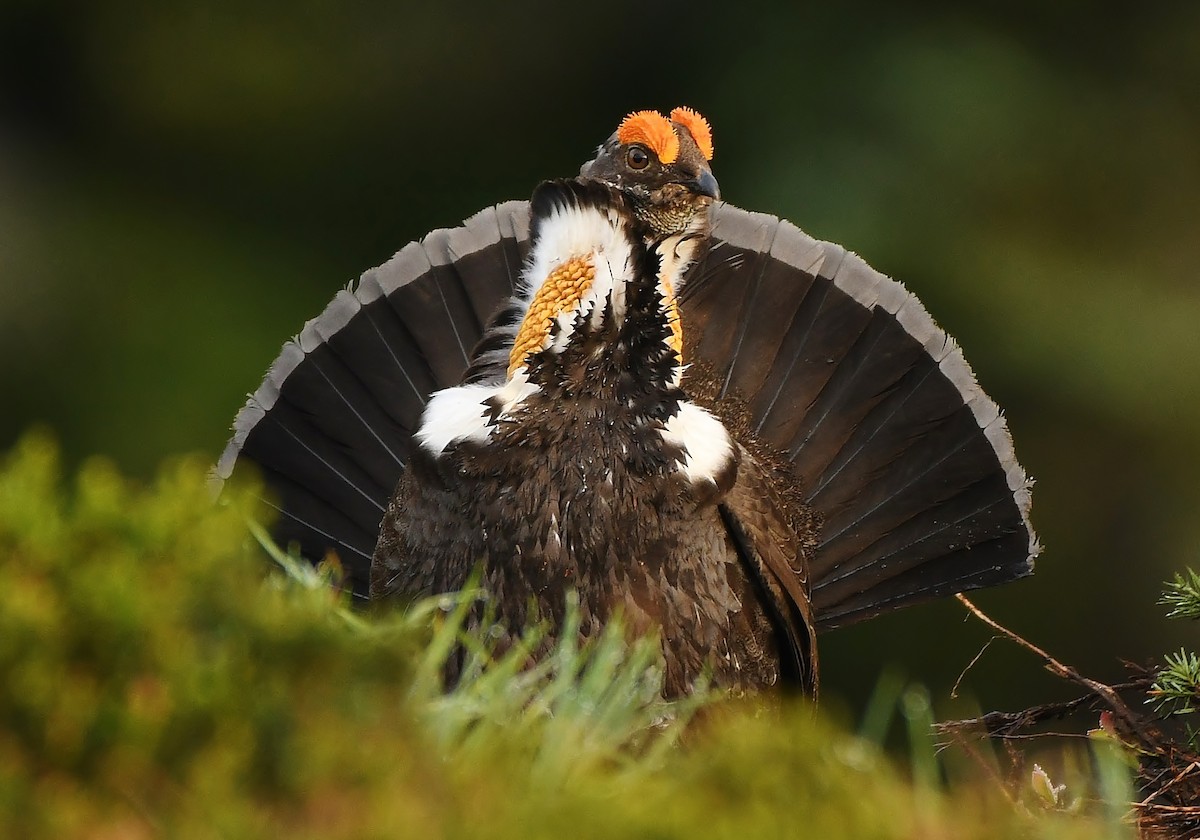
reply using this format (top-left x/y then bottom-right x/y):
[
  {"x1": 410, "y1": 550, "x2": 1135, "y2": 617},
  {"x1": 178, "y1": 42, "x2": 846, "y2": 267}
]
[{"x1": 686, "y1": 169, "x2": 721, "y2": 201}]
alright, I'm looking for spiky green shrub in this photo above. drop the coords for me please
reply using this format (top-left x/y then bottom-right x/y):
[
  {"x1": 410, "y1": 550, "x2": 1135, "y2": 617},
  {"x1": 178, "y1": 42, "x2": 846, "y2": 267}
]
[
  {"x1": 0, "y1": 432, "x2": 1127, "y2": 839},
  {"x1": 1151, "y1": 569, "x2": 1200, "y2": 747}
]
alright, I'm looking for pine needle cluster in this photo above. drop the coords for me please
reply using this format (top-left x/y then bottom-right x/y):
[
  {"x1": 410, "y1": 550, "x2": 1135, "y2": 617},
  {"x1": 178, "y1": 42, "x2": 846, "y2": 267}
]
[{"x1": 1150, "y1": 570, "x2": 1200, "y2": 744}]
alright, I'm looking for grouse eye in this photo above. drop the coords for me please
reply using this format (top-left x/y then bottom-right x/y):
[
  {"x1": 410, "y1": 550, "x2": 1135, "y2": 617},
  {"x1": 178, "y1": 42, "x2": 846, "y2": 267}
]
[{"x1": 626, "y1": 146, "x2": 650, "y2": 170}]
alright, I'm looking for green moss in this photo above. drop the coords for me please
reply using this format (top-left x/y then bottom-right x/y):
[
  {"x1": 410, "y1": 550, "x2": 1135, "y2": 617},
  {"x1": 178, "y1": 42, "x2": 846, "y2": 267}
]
[{"x1": 0, "y1": 432, "x2": 1127, "y2": 838}]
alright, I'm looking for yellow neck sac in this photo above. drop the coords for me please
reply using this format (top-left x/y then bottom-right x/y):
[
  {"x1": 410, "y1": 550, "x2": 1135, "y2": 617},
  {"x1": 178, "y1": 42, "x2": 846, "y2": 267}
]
[
  {"x1": 507, "y1": 255, "x2": 686, "y2": 380},
  {"x1": 661, "y1": 278, "x2": 683, "y2": 362},
  {"x1": 508, "y1": 256, "x2": 597, "y2": 378}
]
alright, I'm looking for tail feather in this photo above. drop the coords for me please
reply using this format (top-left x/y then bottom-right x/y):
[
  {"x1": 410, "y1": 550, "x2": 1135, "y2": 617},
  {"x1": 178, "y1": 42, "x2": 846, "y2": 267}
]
[
  {"x1": 420, "y1": 202, "x2": 527, "y2": 327},
  {"x1": 215, "y1": 202, "x2": 528, "y2": 598},
  {"x1": 813, "y1": 403, "x2": 997, "y2": 548},
  {"x1": 815, "y1": 473, "x2": 1017, "y2": 596},
  {"x1": 817, "y1": 528, "x2": 1031, "y2": 625},
  {"x1": 684, "y1": 211, "x2": 809, "y2": 384},
  {"x1": 368, "y1": 245, "x2": 474, "y2": 384},
  {"x1": 684, "y1": 204, "x2": 1037, "y2": 628},
  {"x1": 776, "y1": 310, "x2": 924, "y2": 482},
  {"x1": 804, "y1": 342, "x2": 943, "y2": 504},
  {"x1": 322, "y1": 292, "x2": 432, "y2": 429},
  {"x1": 290, "y1": 345, "x2": 409, "y2": 474},
  {"x1": 757, "y1": 274, "x2": 875, "y2": 456},
  {"x1": 258, "y1": 466, "x2": 378, "y2": 568},
  {"x1": 235, "y1": 397, "x2": 391, "y2": 530}
]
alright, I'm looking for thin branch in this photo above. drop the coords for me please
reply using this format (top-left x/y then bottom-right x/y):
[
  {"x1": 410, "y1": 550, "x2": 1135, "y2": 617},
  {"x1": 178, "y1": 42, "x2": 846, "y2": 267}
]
[
  {"x1": 955, "y1": 594, "x2": 1159, "y2": 747},
  {"x1": 951, "y1": 634, "x2": 998, "y2": 700},
  {"x1": 937, "y1": 682, "x2": 1149, "y2": 740},
  {"x1": 1137, "y1": 761, "x2": 1199, "y2": 808},
  {"x1": 1141, "y1": 804, "x2": 1200, "y2": 814}
]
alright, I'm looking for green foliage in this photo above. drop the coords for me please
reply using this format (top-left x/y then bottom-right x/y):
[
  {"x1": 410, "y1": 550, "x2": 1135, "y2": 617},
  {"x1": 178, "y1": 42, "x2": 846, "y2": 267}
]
[
  {"x1": 1150, "y1": 649, "x2": 1200, "y2": 719},
  {"x1": 1149, "y1": 568, "x2": 1200, "y2": 750},
  {"x1": 0, "y1": 432, "x2": 1128, "y2": 838},
  {"x1": 1158, "y1": 568, "x2": 1200, "y2": 621},
  {"x1": 0, "y1": 432, "x2": 428, "y2": 838}
]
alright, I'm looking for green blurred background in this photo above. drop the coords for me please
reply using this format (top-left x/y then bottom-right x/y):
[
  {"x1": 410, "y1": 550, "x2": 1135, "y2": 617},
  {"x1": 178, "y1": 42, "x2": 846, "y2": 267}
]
[{"x1": 2, "y1": 1, "x2": 1198, "y2": 716}]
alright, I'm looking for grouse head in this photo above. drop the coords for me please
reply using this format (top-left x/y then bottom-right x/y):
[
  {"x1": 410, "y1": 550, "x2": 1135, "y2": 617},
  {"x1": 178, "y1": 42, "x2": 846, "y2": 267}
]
[
  {"x1": 487, "y1": 107, "x2": 720, "y2": 390},
  {"x1": 580, "y1": 107, "x2": 719, "y2": 240}
]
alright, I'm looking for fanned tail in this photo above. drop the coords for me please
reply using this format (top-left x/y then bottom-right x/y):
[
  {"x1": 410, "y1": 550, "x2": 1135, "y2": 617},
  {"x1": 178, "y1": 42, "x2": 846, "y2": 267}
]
[
  {"x1": 683, "y1": 204, "x2": 1038, "y2": 629},
  {"x1": 214, "y1": 202, "x2": 530, "y2": 598}
]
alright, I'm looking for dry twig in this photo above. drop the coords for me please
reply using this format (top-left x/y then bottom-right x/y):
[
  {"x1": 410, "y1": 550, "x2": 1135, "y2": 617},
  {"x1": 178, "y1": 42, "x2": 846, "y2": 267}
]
[{"x1": 945, "y1": 595, "x2": 1200, "y2": 839}]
